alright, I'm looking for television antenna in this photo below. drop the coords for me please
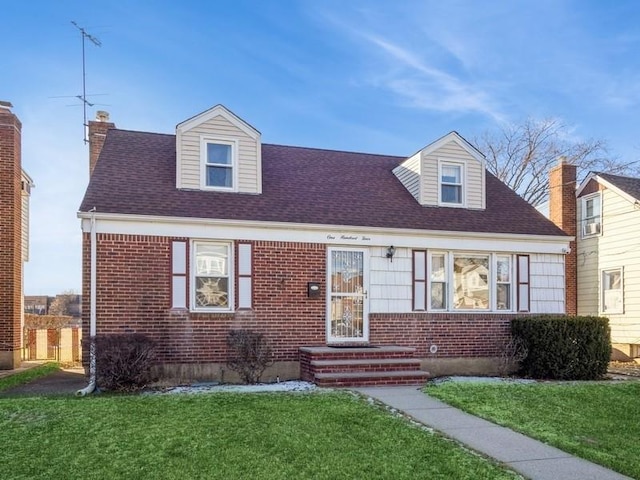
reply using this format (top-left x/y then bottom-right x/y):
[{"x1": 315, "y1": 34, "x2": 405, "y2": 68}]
[{"x1": 71, "y1": 21, "x2": 102, "y2": 143}]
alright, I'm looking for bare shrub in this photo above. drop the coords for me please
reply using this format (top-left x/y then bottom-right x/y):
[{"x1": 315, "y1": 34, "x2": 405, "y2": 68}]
[
  {"x1": 86, "y1": 334, "x2": 157, "y2": 392},
  {"x1": 497, "y1": 336, "x2": 528, "y2": 377},
  {"x1": 227, "y1": 330, "x2": 273, "y2": 384}
]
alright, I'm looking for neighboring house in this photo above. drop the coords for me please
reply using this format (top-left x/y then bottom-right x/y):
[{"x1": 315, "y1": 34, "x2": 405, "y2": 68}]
[
  {"x1": 0, "y1": 101, "x2": 33, "y2": 369},
  {"x1": 24, "y1": 294, "x2": 83, "y2": 321},
  {"x1": 79, "y1": 105, "x2": 571, "y2": 385},
  {"x1": 24, "y1": 295, "x2": 52, "y2": 315},
  {"x1": 576, "y1": 172, "x2": 640, "y2": 360}
]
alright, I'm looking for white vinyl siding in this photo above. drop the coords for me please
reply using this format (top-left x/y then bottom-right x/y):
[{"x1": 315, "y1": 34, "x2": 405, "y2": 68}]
[
  {"x1": 578, "y1": 186, "x2": 640, "y2": 344},
  {"x1": 21, "y1": 185, "x2": 29, "y2": 262},
  {"x1": 529, "y1": 253, "x2": 564, "y2": 313},
  {"x1": 392, "y1": 152, "x2": 421, "y2": 203},
  {"x1": 369, "y1": 246, "x2": 412, "y2": 313},
  {"x1": 421, "y1": 140, "x2": 485, "y2": 209},
  {"x1": 177, "y1": 111, "x2": 261, "y2": 193}
]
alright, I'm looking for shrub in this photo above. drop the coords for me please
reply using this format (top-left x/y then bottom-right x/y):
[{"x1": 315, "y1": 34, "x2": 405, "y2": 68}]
[
  {"x1": 496, "y1": 336, "x2": 528, "y2": 377},
  {"x1": 85, "y1": 334, "x2": 157, "y2": 392},
  {"x1": 227, "y1": 330, "x2": 273, "y2": 384},
  {"x1": 511, "y1": 315, "x2": 611, "y2": 380}
]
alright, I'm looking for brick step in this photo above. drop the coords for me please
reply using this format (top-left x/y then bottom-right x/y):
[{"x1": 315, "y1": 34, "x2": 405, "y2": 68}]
[
  {"x1": 310, "y1": 358, "x2": 422, "y2": 374},
  {"x1": 314, "y1": 370, "x2": 430, "y2": 387},
  {"x1": 300, "y1": 346, "x2": 416, "y2": 361}
]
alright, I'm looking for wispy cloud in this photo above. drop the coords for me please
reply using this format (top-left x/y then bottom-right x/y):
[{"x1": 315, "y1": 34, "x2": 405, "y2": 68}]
[{"x1": 361, "y1": 33, "x2": 505, "y2": 122}]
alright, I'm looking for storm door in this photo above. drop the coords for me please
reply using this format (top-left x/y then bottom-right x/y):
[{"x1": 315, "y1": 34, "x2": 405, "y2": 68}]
[{"x1": 327, "y1": 248, "x2": 369, "y2": 343}]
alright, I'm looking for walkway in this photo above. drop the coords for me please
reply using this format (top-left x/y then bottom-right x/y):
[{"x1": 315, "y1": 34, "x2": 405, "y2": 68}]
[{"x1": 354, "y1": 386, "x2": 632, "y2": 480}]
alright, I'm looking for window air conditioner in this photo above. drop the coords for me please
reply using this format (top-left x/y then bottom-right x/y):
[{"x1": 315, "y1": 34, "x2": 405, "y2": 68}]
[{"x1": 583, "y1": 222, "x2": 601, "y2": 236}]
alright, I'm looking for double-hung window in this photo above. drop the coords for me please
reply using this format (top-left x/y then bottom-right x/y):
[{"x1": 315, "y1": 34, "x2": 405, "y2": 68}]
[
  {"x1": 430, "y1": 253, "x2": 447, "y2": 310},
  {"x1": 193, "y1": 242, "x2": 231, "y2": 310},
  {"x1": 496, "y1": 256, "x2": 512, "y2": 310},
  {"x1": 440, "y1": 163, "x2": 463, "y2": 205},
  {"x1": 601, "y1": 268, "x2": 623, "y2": 314},
  {"x1": 412, "y1": 251, "x2": 523, "y2": 312},
  {"x1": 582, "y1": 193, "x2": 601, "y2": 237},
  {"x1": 202, "y1": 139, "x2": 235, "y2": 190}
]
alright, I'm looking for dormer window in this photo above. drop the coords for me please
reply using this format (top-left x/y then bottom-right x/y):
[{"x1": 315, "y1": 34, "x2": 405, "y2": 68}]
[
  {"x1": 439, "y1": 162, "x2": 464, "y2": 206},
  {"x1": 582, "y1": 193, "x2": 601, "y2": 237},
  {"x1": 201, "y1": 137, "x2": 237, "y2": 191}
]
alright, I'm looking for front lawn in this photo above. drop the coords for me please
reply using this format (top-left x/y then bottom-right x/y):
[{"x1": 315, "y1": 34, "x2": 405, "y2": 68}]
[
  {"x1": 0, "y1": 391, "x2": 517, "y2": 480},
  {"x1": 426, "y1": 380, "x2": 640, "y2": 478}
]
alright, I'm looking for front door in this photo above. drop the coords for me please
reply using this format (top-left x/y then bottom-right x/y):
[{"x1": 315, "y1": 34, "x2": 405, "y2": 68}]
[{"x1": 327, "y1": 248, "x2": 369, "y2": 343}]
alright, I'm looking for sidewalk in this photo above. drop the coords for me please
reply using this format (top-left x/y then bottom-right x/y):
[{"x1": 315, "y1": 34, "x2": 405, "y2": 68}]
[{"x1": 354, "y1": 386, "x2": 632, "y2": 480}]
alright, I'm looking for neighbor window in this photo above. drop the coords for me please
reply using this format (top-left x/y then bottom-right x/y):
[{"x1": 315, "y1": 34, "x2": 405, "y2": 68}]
[
  {"x1": 440, "y1": 163, "x2": 463, "y2": 205},
  {"x1": 582, "y1": 194, "x2": 601, "y2": 237},
  {"x1": 602, "y1": 268, "x2": 623, "y2": 314},
  {"x1": 193, "y1": 242, "x2": 231, "y2": 310},
  {"x1": 203, "y1": 140, "x2": 234, "y2": 189},
  {"x1": 453, "y1": 255, "x2": 489, "y2": 310}
]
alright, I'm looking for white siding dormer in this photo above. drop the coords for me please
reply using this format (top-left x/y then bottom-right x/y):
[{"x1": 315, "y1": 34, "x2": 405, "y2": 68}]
[
  {"x1": 393, "y1": 131, "x2": 486, "y2": 210},
  {"x1": 176, "y1": 105, "x2": 262, "y2": 194}
]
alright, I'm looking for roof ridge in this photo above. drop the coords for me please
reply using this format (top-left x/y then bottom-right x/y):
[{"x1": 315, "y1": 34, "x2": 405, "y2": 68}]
[
  {"x1": 263, "y1": 142, "x2": 406, "y2": 159},
  {"x1": 110, "y1": 128, "x2": 175, "y2": 137}
]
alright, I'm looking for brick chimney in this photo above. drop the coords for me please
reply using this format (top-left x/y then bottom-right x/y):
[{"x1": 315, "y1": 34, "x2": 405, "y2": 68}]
[
  {"x1": 88, "y1": 110, "x2": 115, "y2": 176},
  {"x1": 0, "y1": 101, "x2": 23, "y2": 369},
  {"x1": 549, "y1": 157, "x2": 577, "y2": 315}
]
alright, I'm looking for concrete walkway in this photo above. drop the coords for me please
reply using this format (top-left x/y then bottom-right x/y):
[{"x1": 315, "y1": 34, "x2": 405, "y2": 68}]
[{"x1": 354, "y1": 386, "x2": 632, "y2": 480}]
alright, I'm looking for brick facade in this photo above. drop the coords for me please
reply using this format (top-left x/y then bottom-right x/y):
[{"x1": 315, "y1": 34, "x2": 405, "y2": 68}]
[
  {"x1": 84, "y1": 233, "x2": 521, "y2": 379},
  {"x1": 549, "y1": 160, "x2": 577, "y2": 315},
  {"x1": 0, "y1": 104, "x2": 23, "y2": 369},
  {"x1": 83, "y1": 235, "x2": 327, "y2": 367}
]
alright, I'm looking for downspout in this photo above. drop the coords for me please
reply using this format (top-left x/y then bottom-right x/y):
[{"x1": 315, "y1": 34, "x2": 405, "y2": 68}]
[{"x1": 77, "y1": 207, "x2": 97, "y2": 396}]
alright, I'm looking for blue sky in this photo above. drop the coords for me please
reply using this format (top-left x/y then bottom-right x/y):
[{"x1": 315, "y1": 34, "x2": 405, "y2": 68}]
[{"x1": 4, "y1": 0, "x2": 640, "y2": 295}]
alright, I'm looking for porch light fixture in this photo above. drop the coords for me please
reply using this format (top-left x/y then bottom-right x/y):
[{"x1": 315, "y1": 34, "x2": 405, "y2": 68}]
[{"x1": 386, "y1": 245, "x2": 396, "y2": 262}]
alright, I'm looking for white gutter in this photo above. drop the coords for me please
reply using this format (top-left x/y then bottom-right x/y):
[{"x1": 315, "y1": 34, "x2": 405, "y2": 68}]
[{"x1": 77, "y1": 207, "x2": 97, "y2": 396}]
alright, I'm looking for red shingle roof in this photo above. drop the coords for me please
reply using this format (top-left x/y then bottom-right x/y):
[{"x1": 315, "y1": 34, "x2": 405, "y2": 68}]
[{"x1": 79, "y1": 129, "x2": 566, "y2": 237}]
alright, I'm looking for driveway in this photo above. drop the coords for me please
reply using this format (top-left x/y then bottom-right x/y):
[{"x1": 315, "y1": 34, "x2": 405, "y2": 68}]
[{"x1": 0, "y1": 367, "x2": 87, "y2": 396}]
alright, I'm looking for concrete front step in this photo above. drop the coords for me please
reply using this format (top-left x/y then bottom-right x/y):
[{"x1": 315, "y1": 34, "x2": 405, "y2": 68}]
[{"x1": 314, "y1": 370, "x2": 430, "y2": 387}]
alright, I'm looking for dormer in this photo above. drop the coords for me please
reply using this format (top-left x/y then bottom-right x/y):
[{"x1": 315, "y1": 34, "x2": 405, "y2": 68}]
[
  {"x1": 176, "y1": 105, "x2": 262, "y2": 194},
  {"x1": 393, "y1": 131, "x2": 486, "y2": 210}
]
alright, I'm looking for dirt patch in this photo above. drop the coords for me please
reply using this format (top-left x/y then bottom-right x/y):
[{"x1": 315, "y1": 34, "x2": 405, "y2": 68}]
[{"x1": 608, "y1": 361, "x2": 640, "y2": 378}]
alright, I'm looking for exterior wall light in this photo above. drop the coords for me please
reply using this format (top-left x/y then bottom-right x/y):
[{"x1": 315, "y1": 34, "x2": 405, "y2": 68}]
[{"x1": 386, "y1": 245, "x2": 396, "y2": 262}]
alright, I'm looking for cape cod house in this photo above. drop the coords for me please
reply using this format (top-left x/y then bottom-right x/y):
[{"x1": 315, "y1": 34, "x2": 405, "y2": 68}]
[
  {"x1": 576, "y1": 172, "x2": 640, "y2": 361},
  {"x1": 79, "y1": 105, "x2": 572, "y2": 386}
]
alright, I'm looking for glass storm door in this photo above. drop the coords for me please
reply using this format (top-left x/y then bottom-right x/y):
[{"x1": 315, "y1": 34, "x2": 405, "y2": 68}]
[{"x1": 327, "y1": 248, "x2": 369, "y2": 343}]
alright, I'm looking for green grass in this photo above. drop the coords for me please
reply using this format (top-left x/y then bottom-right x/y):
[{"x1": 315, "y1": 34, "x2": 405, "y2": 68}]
[
  {"x1": 425, "y1": 380, "x2": 640, "y2": 478},
  {"x1": 0, "y1": 363, "x2": 60, "y2": 392},
  {"x1": 0, "y1": 391, "x2": 517, "y2": 480}
]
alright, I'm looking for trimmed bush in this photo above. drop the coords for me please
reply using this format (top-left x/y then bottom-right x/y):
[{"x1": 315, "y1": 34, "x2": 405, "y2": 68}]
[
  {"x1": 227, "y1": 330, "x2": 273, "y2": 384},
  {"x1": 85, "y1": 334, "x2": 157, "y2": 392},
  {"x1": 511, "y1": 315, "x2": 611, "y2": 380}
]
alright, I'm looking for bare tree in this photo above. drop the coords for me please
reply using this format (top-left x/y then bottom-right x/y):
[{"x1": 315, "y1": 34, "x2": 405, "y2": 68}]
[
  {"x1": 49, "y1": 290, "x2": 77, "y2": 317},
  {"x1": 476, "y1": 118, "x2": 639, "y2": 206}
]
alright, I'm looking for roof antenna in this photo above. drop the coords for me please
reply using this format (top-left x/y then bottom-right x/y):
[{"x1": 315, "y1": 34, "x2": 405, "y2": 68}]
[{"x1": 71, "y1": 21, "x2": 101, "y2": 144}]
